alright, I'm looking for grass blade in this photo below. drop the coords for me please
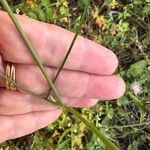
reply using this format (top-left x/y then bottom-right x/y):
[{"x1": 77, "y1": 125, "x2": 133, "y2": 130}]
[
  {"x1": 46, "y1": 1, "x2": 89, "y2": 97},
  {"x1": 52, "y1": 3, "x2": 89, "y2": 83}
]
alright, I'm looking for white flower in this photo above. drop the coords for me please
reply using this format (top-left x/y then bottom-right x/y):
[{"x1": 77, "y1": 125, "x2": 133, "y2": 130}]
[
  {"x1": 15, "y1": 9, "x2": 20, "y2": 15},
  {"x1": 131, "y1": 82, "x2": 142, "y2": 95}
]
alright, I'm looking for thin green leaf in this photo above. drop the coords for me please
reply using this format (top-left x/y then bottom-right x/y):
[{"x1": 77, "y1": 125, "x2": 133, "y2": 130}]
[{"x1": 46, "y1": 1, "x2": 89, "y2": 97}]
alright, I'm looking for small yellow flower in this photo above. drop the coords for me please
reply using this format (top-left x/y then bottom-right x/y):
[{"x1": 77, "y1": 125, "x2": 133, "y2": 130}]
[
  {"x1": 60, "y1": 17, "x2": 69, "y2": 23},
  {"x1": 91, "y1": 8, "x2": 99, "y2": 19},
  {"x1": 26, "y1": 0, "x2": 36, "y2": 8},
  {"x1": 95, "y1": 16, "x2": 105, "y2": 28},
  {"x1": 62, "y1": 1, "x2": 68, "y2": 7}
]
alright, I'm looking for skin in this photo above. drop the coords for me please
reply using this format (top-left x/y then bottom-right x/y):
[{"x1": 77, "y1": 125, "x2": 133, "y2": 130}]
[{"x1": 0, "y1": 10, "x2": 125, "y2": 142}]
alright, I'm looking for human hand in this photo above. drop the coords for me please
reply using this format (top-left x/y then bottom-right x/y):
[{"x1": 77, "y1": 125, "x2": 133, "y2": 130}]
[{"x1": 0, "y1": 10, "x2": 125, "y2": 142}]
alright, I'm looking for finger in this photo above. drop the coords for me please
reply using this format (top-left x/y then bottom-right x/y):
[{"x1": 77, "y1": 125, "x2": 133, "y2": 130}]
[
  {"x1": 0, "y1": 88, "x2": 58, "y2": 115},
  {"x1": 62, "y1": 97, "x2": 98, "y2": 108},
  {"x1": 55, "y1": 70, "x2": 125, "y2": 99},
  {"x1": 0, "y1": 64, "x2": 125, "y2": 99},
  {"x1": 0, "y1": 88, "x2": 98, "y2": 115},
  {"x1": 0, "y1": 109, "x2": 61, "y2": 142},
  {"x1": 0, "y1": 10, "x2": 118, "y2": 75}
]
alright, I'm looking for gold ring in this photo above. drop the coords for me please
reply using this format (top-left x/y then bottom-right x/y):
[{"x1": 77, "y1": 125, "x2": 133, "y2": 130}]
[{"x1": 5, "y1": 62, "x2": 17, "y2": 90}]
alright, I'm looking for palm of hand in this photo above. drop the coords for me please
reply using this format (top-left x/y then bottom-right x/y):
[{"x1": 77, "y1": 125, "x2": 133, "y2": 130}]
[{"x1": 0, "y1": 11, "x2": 125, "y2": 142}]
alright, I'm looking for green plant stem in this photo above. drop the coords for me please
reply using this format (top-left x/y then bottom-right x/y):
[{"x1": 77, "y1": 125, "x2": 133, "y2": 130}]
[
  {"x1": 0, "y1": 72, "x2": 119, "y2": 150},
  {"x1": 0, "y1": 72, "x2": 45, "y2": 99},
  {"x1": 128, "y1": 92, "x2": 150, "y2": 114},
  {"x1": 47, "y1": 2, "x2": 89, "y2": 92},
  {"x1": 59, "y1": 104, "x2": 119, "y2": 150},
  {"x1": 45, "y1": 97, "x2": 120, "y2": 150},
  {"x1": 128, "y1": 92, "x2": 143, "y2": 107},
  {"x1": 58, "y1": 127, "x2": 72, "y2": 144},
  {"x1": 1, "y1": 71, "x2": 119, "y2": 150},
  {"x1": 46, "y1": 2, "x2": 89, "y2": 98},
  {"x1": 0, "y1": 0, "x2": 62, "y2": 103},
  {"x1": 108, "y1": 121, "x2": 150, "y2": 129}
]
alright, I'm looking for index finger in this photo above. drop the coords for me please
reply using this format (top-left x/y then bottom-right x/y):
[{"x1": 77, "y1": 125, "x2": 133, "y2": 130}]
[{"x1": 0, "y1": 10, "x2": 118, "y2": 75}]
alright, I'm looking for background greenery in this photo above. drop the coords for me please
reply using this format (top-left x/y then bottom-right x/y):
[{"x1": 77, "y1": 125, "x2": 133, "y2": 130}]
[{"x1": 0, "y1": 0, "x2": 150, "y2": 149}]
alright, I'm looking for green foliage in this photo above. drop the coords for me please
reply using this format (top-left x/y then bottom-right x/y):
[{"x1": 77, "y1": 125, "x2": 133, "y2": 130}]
[
  {"x1": 117, "y1": 96, "x2": 129, "y2": 106},
  {"x1": 127, "y1": 60, "x2": 148, "y2": 78},
  {"x1": 78, "y1": 0, "x2": 90, "y2": 9}
]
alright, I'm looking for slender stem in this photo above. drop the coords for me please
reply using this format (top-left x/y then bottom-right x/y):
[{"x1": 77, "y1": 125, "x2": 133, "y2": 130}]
[
  {"x1": 0, "y1": 72, "x2": 119, "y2": 150},
  {"x1": 108, "y1": 121, "x2": 150, "y2": 129},
  {"x1": 0, "y1": 72, "x2": 61, "y2": 107},
  {"x1": 128, "y1": 92, "x2": 143, "y2": 106},
  {"x1": 58, "y1": 128, "x2": 72, "y2": 144},
  {"x1": 59, "y1": 104, "x2": 119, "y2": 150},
  {"x1": 48, "y1": 98, "x2": 119, "y2": 150},
  {"x1": 128, "y1": 92, "x2": 150, "y2": 114},
  {"x1": 46, "y1": 2, "x2": 89, "y2": 97},
  {"x1": 0, "y1": 72, "x2": 49, "y2": 100},
  {"x1": 1, "y1": 0, "x2": 62, "y2": 102},
  {"x1": 53, "y1": 3, "x2": 88, "y2": 83}
]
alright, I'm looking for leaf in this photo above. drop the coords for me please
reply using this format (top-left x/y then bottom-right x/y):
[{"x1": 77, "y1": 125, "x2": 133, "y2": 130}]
[
  {"x1": 78, "y1": 0, "x2": 89, "y2": 9},
  {"x1": 57, "y1": 139, "x2": 70, "y2": 150},
  {"x1": 117, "y1": 96, "x2": 129, "y2": 106},
  {"x1": 45, "y1": 6, "x2": 53, "y2": 20},
  {"x1": 107, "y1": 108, "x2": 114, "y2": 119},
  {"x1": 41, "y1": 0, "x2": 50, "y2": 7},
  {"x1": 127, "y1": 141, "x2": 138, "y2": 150},
  {"x1": 60, "y1": 5, "x2": 68, "y2": 16},
  {"x1": 28, "y1": 12, "x2": 38, "y2": 19},
  {"x1": 145, "y1": 0, "x2": 150, "y2": 3},
  {"x1": 127, "y1": 60, "x2": 148, "y2": 78},
  {"x1": 38, "y1": 10, "x2": 46, "y2": 21},
  {"x1": 144, "y1": 70, "x2": 150, "y2": 81}
]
